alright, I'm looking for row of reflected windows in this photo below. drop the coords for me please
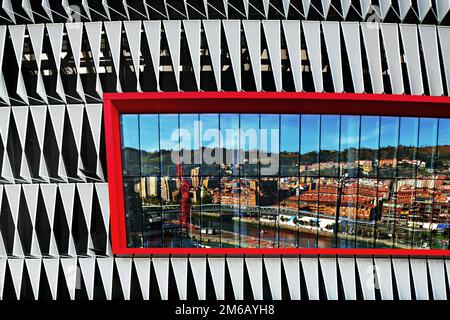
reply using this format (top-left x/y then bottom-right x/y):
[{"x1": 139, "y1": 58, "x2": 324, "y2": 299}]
[{"x1": 120, "y1": 113, "x2": 450, "y2": 249}]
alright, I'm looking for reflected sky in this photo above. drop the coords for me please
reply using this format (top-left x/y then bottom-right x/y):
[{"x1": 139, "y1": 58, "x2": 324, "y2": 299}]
[{"x1": 121, "y1": 114, "x2": 449, "y2": 156}]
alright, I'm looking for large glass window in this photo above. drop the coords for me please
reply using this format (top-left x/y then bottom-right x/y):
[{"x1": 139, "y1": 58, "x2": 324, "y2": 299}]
[{"x1": 119, "y1": 113, "x2": 450, "y2": 250}]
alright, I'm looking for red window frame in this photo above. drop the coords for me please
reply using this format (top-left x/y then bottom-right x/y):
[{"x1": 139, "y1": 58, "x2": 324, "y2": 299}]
[{"x1": 104, "y1": 91, "x2": 450, "y2": 256}]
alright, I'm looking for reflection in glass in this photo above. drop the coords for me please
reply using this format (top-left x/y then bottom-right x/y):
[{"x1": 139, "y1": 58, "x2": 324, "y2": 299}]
[
  {"x1": 320, "y1": 115, "x2": 340, "y2": 177},
  {"x1": 121, "y1": 114, "x2": 140, "y2": 176},
  {"x1": 340, "y1": 116, "x2": 360, "y2": 178},
  {"x1": 260, "y1": 177, "x2": 279, "y2": 247},
  {"x1": 220, "y1": 114, "x2": 240, "y2": 176},
  {"x1": 179, "y1": 114, "x2": 200, "y2": 174},
  {"x1": 279, "y1": 177, "x2": 299, "y2": 247},
  {"x1": 280, "y1": 115, "x2": 300, "y2": 176},
  {"x1": 201, "y1": 114, "x2": 220, "y2": 176},
  {"x1": 221, "y1": 177, "x2": 240, "y2": 247},
  {"x1": 123, "y1": 176, "x2": 143, "y2": 247},
  {"x1": 359, "y1": 116, "x2": 380, "y2": 178},
  {"x1": 140, "y1": 114, "x2": 160, "y2": 176},
  {"x1": 120, "y1": 113, "x2": 449, "y2": 250},
  {"x1": 300, "y1": 115, "x2": 320, "y2": 177},
  {"x1": 241, "y1": 114, "x2": 259, "y2": 176},
  {"x1": 417, "y1": 118, "x2": 438, "y2": 177},
  {"x1": 378, "y1": 117, "x2": 399, "y2": 178},
  {"x1": 160, "y1": 114, "x2": 179, "y2": 177},
  {"x1": 260, "y1": 115, "x2": 279, "y2": 176}
]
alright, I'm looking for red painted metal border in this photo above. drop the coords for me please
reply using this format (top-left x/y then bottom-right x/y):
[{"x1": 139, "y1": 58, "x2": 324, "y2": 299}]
[{"x1": 104, "y1": 91, "x2": 450, "y2": 256}]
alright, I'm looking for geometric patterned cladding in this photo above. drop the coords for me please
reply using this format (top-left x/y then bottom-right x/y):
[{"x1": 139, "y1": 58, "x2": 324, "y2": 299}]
[
  {"x1": 1, "y1": 0, "x2": 450, "y2": 300},
  {"x1": 0, "y1": 256, "x2": 448, "y2": 300}
]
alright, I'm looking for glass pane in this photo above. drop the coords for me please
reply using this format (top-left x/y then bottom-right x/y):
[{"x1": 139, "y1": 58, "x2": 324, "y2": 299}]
[
  {"x1": 280, "y1": 115, "x2": 300, "y2": 176},
  {"x1": 259, "y1": 177, "x2": 279, "y2": 248},
  {"x1": 139, "y1": 114, "x2": 160, "y2": 176},
  {"x1": 123, "y1": 176, "x2": 143, "y2": 247},
  {"x1": 220, "y1": 114, "x2": 240, "y2": 176},
  {"x1": 240, "y1": 177, "x2": 259, "y2": 248},
  {"x1": 279, "y1": 177, "x2": 299, "y2": 247},
  {"x1": 160, "y1": 114, "x2": 179, "y2": 177},
  {"x1": 199, "y1": 177, "x2": 221, "y2": 248},
  {"x1": 201, "y1": 114, "x2": 220, "y2": 176},
  {"x1": 220, "y1": 177, "x2": 240, "y2": 247},
  {"x1": 397, "y1": 117, "x2": 419, "y2": 178},
  {"x1": 179, "y1": 114, "x2": 200, "y2": 174},
  {"x1": 300, "y1": 115, "x2": 320, "y2": 177},
  {"x1": 141, "y1": 177, "x2": 162, "y2": 247},
  {"x1": 340, "y1": 116, "x2": 360, "y2": 178},
  {"x1": 359, "y1": 116, "x2": 380, "y2": 178},
  {"x1": 121, "y1": 114, "x2": 140, "y2": 176},
  {"x1": 377, "y1": 179, "x2": 395, "y2": 248},
  {"x1": 240, "y1": 114, "x2": 259, "y2": 176},
  {"x1": 260, "y1": 114, "x2": 279, "y2": 176},
  {"x1": 417, "y1": 118, "x2": 438, "y2": 178},
  {"x1": 436, "y1": 119, "x2": 450, "y2": 178},
  {"x1": 298, "y1": 176, "x2": 319, "y2": 247},
  {"x1": 378, "y1": 117, "x2": 399, "y2": 178},
  {"x1": 320, "y1": 115, "x2": 340, "y2": 177}
]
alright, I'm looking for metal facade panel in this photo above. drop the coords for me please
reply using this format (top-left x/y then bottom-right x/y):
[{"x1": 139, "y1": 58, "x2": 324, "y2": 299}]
[
  {"x1": 301, "y1": 257, "x2": 319, "y2": 300},
  {"x1": 380, "y1": 23, "x2": 404, "y2": 94},
  {"x1": 361, "y1": 22, "x2": 384, "y2": 93},
  {"x1": 399, "y1": 24, "x2": 424, "y2": 95},
  {"x1": 392, "y1": 258, "x2": 411, "y2": 300},
  {"x1": 302, "y1": 21, "x2": 323, "y2": 92},
  {"x1": 410, "y1": 259, "x2": 429, "y2": 300},
  {"x1": 341, "y1": 22, "x2": 364, "y2": 93},
  {"x1": 419, "y1": 25, "x2": 444, "y2": 96}
]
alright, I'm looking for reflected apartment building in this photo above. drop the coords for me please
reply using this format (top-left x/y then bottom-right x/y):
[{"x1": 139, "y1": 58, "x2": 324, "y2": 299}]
[{"x1": 2, "y1": 0, "x2": 450, "y2": 301}]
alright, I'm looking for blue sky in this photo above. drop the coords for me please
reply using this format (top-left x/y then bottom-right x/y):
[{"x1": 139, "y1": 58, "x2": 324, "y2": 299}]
[{"x1": 121, "y1": 114, "x2": 446, "y2": 154}]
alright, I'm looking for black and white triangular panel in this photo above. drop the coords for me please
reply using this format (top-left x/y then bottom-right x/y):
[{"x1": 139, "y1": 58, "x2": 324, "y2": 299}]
[
  {"x1": 0, "y1": 21, "x2": 448, "y2": 98},
  {"x1": 0, "y1": 257, "x2": 448, "y2": 300}
]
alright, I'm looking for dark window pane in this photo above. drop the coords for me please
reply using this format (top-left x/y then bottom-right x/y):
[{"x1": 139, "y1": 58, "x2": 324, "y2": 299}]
[
  {"x1": 123, "y1": 176, "x2": 143, "y2": 247},
  {"x1": 199, "y1": 177, "x2": 221, "y2": 248},
  {"x1": 298, "y1": 176, "x2": 320, "y2": 247},
  {"x1": 260, "y1": 177, "x2": 279, "y2": 248},
  {"x1": 141, "y1": 177, "x2": 162, "y2": 247}
]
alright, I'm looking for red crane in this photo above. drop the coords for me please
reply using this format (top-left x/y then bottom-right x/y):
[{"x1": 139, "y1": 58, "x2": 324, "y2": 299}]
[{"x1": 176, "y1": 162, "x2": 195, "y2": 230}]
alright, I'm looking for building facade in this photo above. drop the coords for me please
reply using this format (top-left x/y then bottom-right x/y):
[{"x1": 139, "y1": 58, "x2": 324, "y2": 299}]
[{"x1": 0, "y1": 0, "x2": 450, "y2": 301}]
